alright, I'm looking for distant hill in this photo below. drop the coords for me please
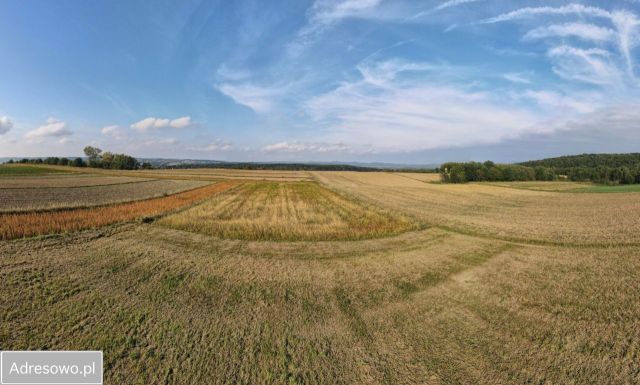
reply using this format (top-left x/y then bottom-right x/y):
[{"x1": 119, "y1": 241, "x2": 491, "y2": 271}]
[
  {"x1": 519, "y1": 153, "x2": 640, "y2": 169},
  {"x1": 138, "y1": 158, "x2": 439, "y2": 172}
]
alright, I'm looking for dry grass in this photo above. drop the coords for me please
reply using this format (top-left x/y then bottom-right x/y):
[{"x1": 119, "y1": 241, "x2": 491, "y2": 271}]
[
  {"x1": 0, "y1": 179, "x2": 210, "y2": 212},
  {"x1": 0, "y1": 174, "x2": 154, "y2": 189},
  {"x1": 157, "y1": 181, "x2": 414, "y2": 241},
  {"x1": 1, "y1": 225, "x2": 638, "y2": 384},
  {"x1": 394, "y1": 172, "x2": 441, "y2": 183},
  {"x1": 2, "y1": 171, "x2": 640, "y2": 384},
  {"x1": 46, "y1": 165, "x2": 314, "y2": 181},
  {"x1": 314, "y1": 171, "x2": 640, "y2": 245},
  {"x1": 0, "y1": 182, "x2": 238, "y2": 240}
]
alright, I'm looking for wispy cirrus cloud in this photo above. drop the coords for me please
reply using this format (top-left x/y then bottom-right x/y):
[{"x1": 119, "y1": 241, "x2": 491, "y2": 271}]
[
  {"x1": 262, "y1": 141, "x2": 351, "y2": 153},
  {"x1": 481, "y1": 4, "x2": 640, "y2": 81},
  {"x1": 547, "y1": 45, "x2": 623, "y2": 86},
  {"x1": 523, "y1": 22, "x2": 617, "y2": 43},
  {"x1": 289, "y1": 0, "x2": 389, "y2": 54},
  {"x1": 502, "y1": 72, "x2": 532, "y2": 84},
  {"x1": 189, "y1": 140, "x2": 234, "y2": 152},
  {"x1": 305, "y1": 58, "x2": 542, "y2": 152},
  {"x1": 216, "y1": 83, "x2": 283, "y2": 113}
]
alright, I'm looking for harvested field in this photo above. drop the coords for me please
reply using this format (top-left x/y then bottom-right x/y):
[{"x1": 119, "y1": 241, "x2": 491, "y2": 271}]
[
  {"x1": 314, "y1": 171, "x2": 640, "y2": 245},
  {"x1": 2, "y1": 169, "x2": 640, "y2": 384},
  {"x1": 0, "y1": 174, "x2": 153, "y2": 189},
  {"x1": 65, "y1": 167, "x2": 314, "y2": 181},
  {"x1": 0, "y1": 181, "x2": 238, "y2": 240},
  {"x1": 0, "y1": 179, "x2": 210, "y2": 212},
  {"x1": 157, "y1": 181, "x2": 414, "y2": 241},
  {"x1": 394, "y1": 172, "x2": 441, "y2": 183},
  {"x1": 1, "y1": 224, "x2": 639, "y2": 384}
]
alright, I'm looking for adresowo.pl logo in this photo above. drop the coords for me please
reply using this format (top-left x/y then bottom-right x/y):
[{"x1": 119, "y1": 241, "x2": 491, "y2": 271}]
[{"x1": 1, "y1": 351, "x2": 102, "y2": 385}]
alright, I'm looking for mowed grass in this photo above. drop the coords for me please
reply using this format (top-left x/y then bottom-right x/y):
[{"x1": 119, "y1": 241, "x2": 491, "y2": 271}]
[
  {"x1": 314, "y1": 172, "x2": 640, "y2": 245},
  {"x1": 2, "y1": 170, "x2": 640, "y2": 384},
  {"x1": 0, "y1": 164, "x2": 70, "y2": 176},
  {"x1": 2, "y1": 225, "x2": 639, "y2": 384},
  {"x1": 0, "y1": 181, "x2": 238, "y2": 240},
  {"x1": 157, "y1": 181, "x2": 414, "y2": 241}
]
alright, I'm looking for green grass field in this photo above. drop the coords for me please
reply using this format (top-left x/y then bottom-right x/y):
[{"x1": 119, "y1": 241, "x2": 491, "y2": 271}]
[
  {"x1": 0, "y1": 164, "x2": 70, "y2": 176},
  {"x1": 572, "y1": 184, "x2": 640, "y2": 193}
]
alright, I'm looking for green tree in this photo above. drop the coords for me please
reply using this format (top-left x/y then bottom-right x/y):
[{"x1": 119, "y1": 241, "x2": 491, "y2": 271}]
[{"x1": 83, "y1": 146, "x2": 102, "y2": 167}]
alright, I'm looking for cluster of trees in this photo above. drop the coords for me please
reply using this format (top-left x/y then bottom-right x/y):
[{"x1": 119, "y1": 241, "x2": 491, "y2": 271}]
[
  {"x1": 520, "y1": 153, "x2": 640, "y2": 185},
  {"x1": 442, "y1": 154, "x2": 640, "y2": 185},
  {"x1": 9, "y1": 157, "x2": 86, "y2": 167},
  {"x1": 83, "y1": 146, "x2": 143, "y2": 170},
  {"x1": 440, "y1": 161, "x2": 556, "y2": 183},
  {"x1": 565, "y1": 166, "x2": 640, "y2": 184},
  {"x1": 6, "y1": 147, "x2": 145, "y2": 170},
  {"x1": 520, "y1": 153, "x2": 640, "y2": 169}
]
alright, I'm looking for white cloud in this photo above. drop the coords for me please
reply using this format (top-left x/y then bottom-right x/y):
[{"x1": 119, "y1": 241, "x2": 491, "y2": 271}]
[
  {"x1": 101, "y1": 125, "x2": 124, "y2": 140},
  {"x1": 0, "y1": 116, "x2": 13, "y2": 135},
  {"x1": 131, "y1": 116, "x2": 192, "y2": 131},
  {"x1": 523, "y1": 23, "x2": 617, "y2": 43},
  {"x1": 305, "y1": 59, "x2": 542, "y2": 152},
  {"x1": 217, "y1": 83, "x2": 282, "y2": 113},
  {"x1": 262, "y1": 141, "x2": 351, "y2": 153},
  {"x1": 216, "y1": 65, "x2": 250, "y2": 81},
  {"x1": 142, "y1": 137, "x2": 178, "y2": 146},
  {"x1": 520, "y1": 90, "x2": 600, "y2": 114},
  {"x1": 434, "y1": 0, "x2": 482, "y2": 12},
  {"x1": 356, "y1": 58, "x2": 442, "y2": 86},
  {"x1": 502, "y1": 72, "x2": 531, "y2": 84},
  {"x1": 25, "y1": 118, "x2": 72, "y2": 141},
  {"x1": 547, "y1": 45, "x2": 623, "y2": 86},
  {"x1": 131, "y1": 117, "x2": 163, "y2": 131},
  {"x1": 189, "y1": 140, "x2": 234, "y2": 152},
  {"x1": 412, "y1": 0, "x2": 482, "y2": 19},
  {"x1": 169, "y1": 116, "x2": 191, "y2": 129},
  {"x1": 482, "y1": 4, "x2": 640, "y2": 81},
  {"x1": 290, "y1": 0, "x2": 385, "y2": 54},
  {"x1": 481, "y1": 4, "x2": 612, "y2": 24}
]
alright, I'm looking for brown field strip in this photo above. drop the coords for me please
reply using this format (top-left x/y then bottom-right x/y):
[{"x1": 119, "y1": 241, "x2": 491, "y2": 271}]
[
  {"x1": 0, "y1": 179, "x2": 211, "y2": 213},
  {"x1": 0, "y1": 181, "x2": 239, "y2": 240},
  {"x1": 0, "y1": 174, "x2": 155, "y2": 189}
]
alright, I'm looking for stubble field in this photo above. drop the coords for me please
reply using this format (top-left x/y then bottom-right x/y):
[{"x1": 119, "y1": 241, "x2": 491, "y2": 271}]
[{"x1": 1, "y1": 166, "x2": 639, "y2": 385}]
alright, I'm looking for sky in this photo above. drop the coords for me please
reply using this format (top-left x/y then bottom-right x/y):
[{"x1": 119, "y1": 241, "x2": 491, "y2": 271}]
[{"x1": 1, "y1": 0, "x2": 639, "y2": 164}]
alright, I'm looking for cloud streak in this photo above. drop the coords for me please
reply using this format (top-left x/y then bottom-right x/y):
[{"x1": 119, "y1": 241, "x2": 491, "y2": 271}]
[{"x1": 131, "y1": 116, "x2": 192, "y2": 131}]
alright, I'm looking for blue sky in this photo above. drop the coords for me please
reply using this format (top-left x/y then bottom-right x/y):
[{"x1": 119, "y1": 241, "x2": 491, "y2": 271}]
[{"x1": 1, "y1": 0, "x2": 639, "y2": 163}]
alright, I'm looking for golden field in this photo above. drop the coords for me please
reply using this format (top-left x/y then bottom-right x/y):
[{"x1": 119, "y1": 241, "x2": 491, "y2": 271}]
[
  {"x1": 157, "y1": 181, "x2": 414, "y2": 241},
  {"x1": 1, "y1": 167, "x2": 639, "y2": 384}
]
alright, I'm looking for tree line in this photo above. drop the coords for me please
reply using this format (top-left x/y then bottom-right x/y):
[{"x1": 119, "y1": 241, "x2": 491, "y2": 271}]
[
  {"x1": 441, "y1": 156, "x2": 640, "y2": 185},
  {"x1": 520, "y1": 153, "x2": 640, "y2": 169},
  {"x1": 440, "y1": 161, "x2": 555, "y2": 183},
  {"x1": 6, "y1": 146, "x2": 148, "y2": 170},
  {"x1": 9, "y1": 157, "x2": 87, "y2": 167}
]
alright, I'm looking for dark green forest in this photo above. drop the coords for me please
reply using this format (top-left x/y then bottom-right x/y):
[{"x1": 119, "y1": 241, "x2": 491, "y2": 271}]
[{"x1": 442, "y1": 153, "x2": 640, "y2": 184}]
